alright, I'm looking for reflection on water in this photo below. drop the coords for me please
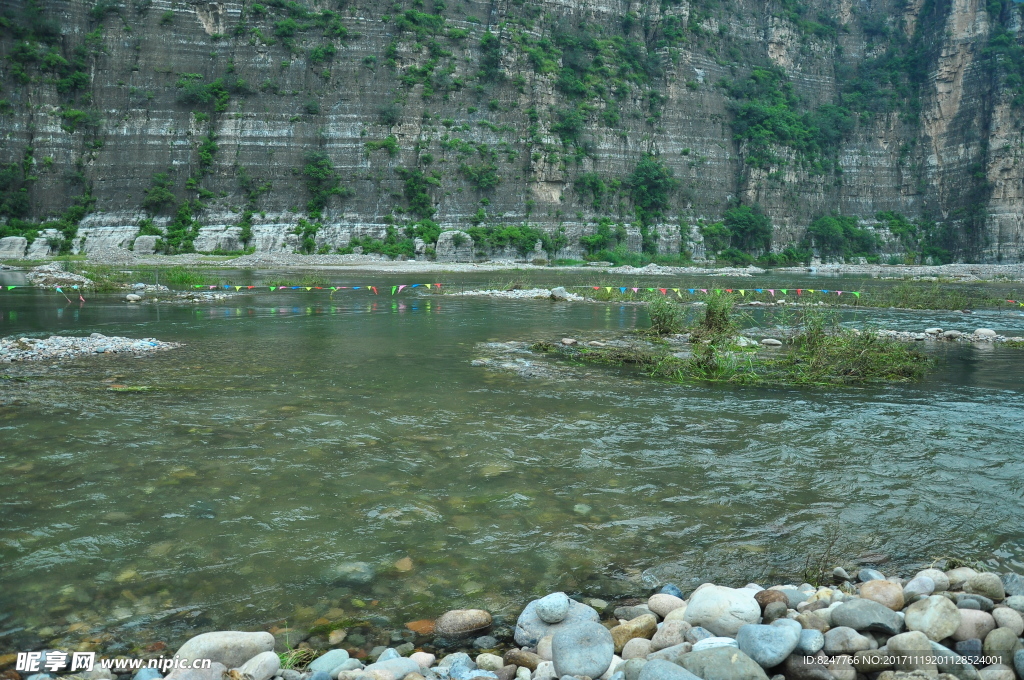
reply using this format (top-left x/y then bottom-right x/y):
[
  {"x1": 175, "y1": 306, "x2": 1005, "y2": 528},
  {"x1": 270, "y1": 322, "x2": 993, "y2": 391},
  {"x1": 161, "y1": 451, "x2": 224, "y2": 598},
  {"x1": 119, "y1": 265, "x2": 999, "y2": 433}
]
[{"x1": 1, "y1": 276, "x2": 1024, "y2": 653}]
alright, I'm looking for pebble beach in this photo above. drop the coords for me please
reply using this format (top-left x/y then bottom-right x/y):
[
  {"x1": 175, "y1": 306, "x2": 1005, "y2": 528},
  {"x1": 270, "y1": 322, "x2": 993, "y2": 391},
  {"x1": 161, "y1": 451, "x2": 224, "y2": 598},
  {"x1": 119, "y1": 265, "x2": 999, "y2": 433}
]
[{"x1": 7, "y1": 565, "x2": 1024, "y2": 680}]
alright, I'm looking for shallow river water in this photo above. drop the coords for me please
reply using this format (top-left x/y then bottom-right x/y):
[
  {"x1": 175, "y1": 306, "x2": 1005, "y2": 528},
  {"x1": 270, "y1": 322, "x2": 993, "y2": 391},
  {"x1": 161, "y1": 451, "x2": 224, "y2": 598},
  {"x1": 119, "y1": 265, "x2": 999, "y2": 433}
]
[{"x1": 2, "y1": 269, "x2": 1024, "y2": 652}]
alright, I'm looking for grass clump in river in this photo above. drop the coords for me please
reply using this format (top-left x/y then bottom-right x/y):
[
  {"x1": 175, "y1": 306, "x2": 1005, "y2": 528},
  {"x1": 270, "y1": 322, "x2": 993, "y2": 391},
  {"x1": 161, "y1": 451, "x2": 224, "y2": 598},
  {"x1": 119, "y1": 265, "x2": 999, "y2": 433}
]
[
  {"x1": 533, "y1": 301, "x2": 934, "y2": 386},
  {"x1": 64, "y1": 264, "x2": 218, "y2": 291},
  {"x1": 643, "y1": 294, "x2": 685, "y2": 336}
]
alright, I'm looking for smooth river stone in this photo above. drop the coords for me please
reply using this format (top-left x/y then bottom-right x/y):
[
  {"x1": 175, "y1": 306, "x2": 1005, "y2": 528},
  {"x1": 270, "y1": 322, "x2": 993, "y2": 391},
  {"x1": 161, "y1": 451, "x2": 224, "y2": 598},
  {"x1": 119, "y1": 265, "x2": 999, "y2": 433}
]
[
  {"x1": 502, "y1": 650, "x2": 541, "y2": 671},
  {"x1": 535, "y1": 593, "x2": 571, "y2": 624},
  {"x1": 947, "y1": 567, "x2": 979, "y2": 590},
  {"x1": 615, "y1": 605, "x2": 656, "y2": 622},
  {"x1": 636, "y1": 660, "x2": 701, "y2": 680},
  {"x1": 795, "y1": 629, "x2": 825, "y2": 655},
  {"x1": 650, "y1": 621, "x2": 689, "y2": 651},
  {"x1": 858, "y1": 580, "x2": 904, "y2": 611},
  {"x1": 174, "y1": 631, "x2": 275, "y2": 668},
  {"x1": 621, "y1": 638, "x2": 652, "y2": 660},
  {"x1": 967, "y1": 573, "x2": 1007, "y2": 601},
  {"x1": 858, "y1": 569, "x2": 886, "y2": 582},
  {"x1": 902, "y1": 575, "x2": 935, "y2": 600},
  {"x1": 551, "y1": 621, "x2": 615, "y2": 679},
  {"x1": 1014, "y1": 648, "x2": 1024, "y2": 679},
  {"x1": 983, "y1": 627, "x2": 1023, "y2": 665},
  {"x1": 761, "y1": 601, "x2": 788, "y2": 624},
  {"x1": 829, "y1": 598, "x2": 904, "y2": 635},
  {"x1": 660, "y1": 584, "x2": 684, "y2": 599},
  {"x1": 611, "y1": 615, "x2": 658, "y2": 653},
  {"x1": 1003, "y1": 572, "x2": 1024, "y2": 597},
  {"x1": 475, "y1": 654, "x2": 504, "y2": 672},
  {"x1": 917, "y1": 568, "x2": 951, "y2": 592},
  {"x1": 515, "y1": 599, "x2": 600, "y2": 647},
  {"x1": 683, "y1": 585, "x2": 761, "y2": 637},
  {"x1": 992, "y1": 606, "x2": 1024, "y2": 635},
  {"x1": 735, "y1": 619, "x2": 801, "y2": 668},
  {"x1": 904, "y1": 594, "x2": 961, "y2": 641},
  {"x1": 753, "y1": 591, "x2": 787, "y2": 612},
  {"x1": 822, "y1": 627, "x2": 873, "y2": 655},
  {"x1": 977, "y1": 664, "x2": 1016, "y2": 680},
  {"x1": 887, "y1": 631, "x2": 937, "y2": 672},
  {"x1": 234, "y1": 652, "x2": 280, "y2": 680},
  {"x1": 311, "y1": 651, "x2": 351, "y2": 673},
  {"x1": 648, "y1": 594, "x2": 686, "y2": 618},
  {"x1": 435, "y1": 609, "x2": 493, "y2": 638},
  {"x1": 953, "y1": 609, "x2": 997, "y2": 642},
  {"x1": 678, "y1": 648, "x2": 769, "y2": 680}
]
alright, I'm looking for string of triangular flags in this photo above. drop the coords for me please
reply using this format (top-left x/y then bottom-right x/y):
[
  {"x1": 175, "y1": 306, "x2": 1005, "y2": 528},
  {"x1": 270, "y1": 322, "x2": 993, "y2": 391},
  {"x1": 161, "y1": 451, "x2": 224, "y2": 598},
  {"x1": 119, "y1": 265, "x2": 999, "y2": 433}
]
[
  {"x1": 574, "y1": 286, "x2": 863, "y2": 298},
  {"x1": 1, "y1": 285, "x2": 91, "y2": 302},
  {"x1": 1007, "y1": 299, "x2": 1024, "y2": 307},
  {"x1": 188, "y1": 283, "x2": 444, "y2": 295},
  {"x1": 0, "y1": 283, "x2": 444, "y2": 296}
]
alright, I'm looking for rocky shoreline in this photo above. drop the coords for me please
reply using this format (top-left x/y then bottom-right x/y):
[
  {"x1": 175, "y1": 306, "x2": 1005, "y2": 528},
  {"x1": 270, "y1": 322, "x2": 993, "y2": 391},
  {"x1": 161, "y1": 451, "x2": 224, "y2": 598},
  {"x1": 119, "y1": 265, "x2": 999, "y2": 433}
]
[
  {"x1": 0, "y1": 334, "x2": 182, "y2": 363},
  {"x1": 7, "y1": 566, "x2": 1024, "y2": 680}
]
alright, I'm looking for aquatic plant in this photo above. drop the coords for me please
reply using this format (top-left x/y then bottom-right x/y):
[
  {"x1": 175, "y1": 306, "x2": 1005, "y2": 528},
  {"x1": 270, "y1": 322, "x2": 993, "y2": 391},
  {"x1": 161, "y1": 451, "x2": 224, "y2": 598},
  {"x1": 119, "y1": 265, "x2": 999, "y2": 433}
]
[
  {"x1": 688, "y1": 293, "x2": 737, "y2": 342},
  {"x1": 533, "y1": 304, "x2": 934, "y2": 386},
  {"x1": 644, "y1": 294, "x2": 684, "y2": 335}
]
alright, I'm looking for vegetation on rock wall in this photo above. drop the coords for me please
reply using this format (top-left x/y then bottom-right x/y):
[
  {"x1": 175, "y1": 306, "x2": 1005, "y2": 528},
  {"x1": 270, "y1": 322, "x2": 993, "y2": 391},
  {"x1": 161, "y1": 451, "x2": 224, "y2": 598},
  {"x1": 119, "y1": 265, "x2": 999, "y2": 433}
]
[{"x1": 2, "y1": 0, "x2": 1023, "y2": 261}]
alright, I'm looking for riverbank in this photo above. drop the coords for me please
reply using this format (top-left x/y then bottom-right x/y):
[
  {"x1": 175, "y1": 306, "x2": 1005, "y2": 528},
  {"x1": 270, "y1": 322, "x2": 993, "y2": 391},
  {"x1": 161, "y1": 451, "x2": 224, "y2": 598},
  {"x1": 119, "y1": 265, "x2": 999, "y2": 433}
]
[
  {"x1": 5, "y1": 565, "x2": 1023, "y2": 680},
  {"x1": 7, "y1": 253, "x2": 1024, "y2": 282}
]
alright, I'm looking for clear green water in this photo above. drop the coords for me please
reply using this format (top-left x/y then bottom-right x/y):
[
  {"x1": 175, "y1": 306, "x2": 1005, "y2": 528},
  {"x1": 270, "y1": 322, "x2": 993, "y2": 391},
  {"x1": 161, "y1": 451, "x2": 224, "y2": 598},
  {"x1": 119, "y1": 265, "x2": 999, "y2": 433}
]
[{"x1": 2, "y1": 271, "x2": 1024, "y2": 653}]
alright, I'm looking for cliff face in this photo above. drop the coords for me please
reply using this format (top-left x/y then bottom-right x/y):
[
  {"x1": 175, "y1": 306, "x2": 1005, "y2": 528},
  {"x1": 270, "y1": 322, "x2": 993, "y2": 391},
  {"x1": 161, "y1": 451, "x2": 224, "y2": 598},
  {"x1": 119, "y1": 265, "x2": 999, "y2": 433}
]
[{"x1": 1, "y1": 0, "x2": 1023, "y2": 261}]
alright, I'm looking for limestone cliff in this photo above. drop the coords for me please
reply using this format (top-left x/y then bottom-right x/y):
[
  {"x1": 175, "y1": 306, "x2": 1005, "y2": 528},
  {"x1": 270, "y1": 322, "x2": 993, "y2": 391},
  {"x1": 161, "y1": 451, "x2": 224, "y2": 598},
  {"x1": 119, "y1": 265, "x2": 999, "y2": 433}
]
[{"x1": 1, "y1": 0, "x2": 1023, "y2": 261}]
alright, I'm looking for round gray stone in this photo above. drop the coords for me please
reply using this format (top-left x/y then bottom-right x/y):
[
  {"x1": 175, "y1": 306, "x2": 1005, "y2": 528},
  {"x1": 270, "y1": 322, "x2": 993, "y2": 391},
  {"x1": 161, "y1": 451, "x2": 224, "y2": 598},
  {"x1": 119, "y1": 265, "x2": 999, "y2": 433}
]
[
  {"x1": 795, "y1": 629, "x2": 824, "y2": 655},
  {"x1": 535, "y1": 592, "x2": 571, "y2": 624},
  {"x1": 858, "y1": 569, "x2": 886, "y2": 582},
  {"x1": 735, "y1": 620, "x2": 801, "y2": 668},
  {"x1": 550, "y1": 621, "x2": 614, "y2": 679}
]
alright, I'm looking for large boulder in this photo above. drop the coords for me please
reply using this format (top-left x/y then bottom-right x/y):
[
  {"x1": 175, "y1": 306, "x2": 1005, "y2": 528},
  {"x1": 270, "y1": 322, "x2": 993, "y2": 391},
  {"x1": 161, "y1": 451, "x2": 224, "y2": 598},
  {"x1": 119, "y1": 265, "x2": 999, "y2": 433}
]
[
  {"x1": 435, "y1": 230, "x2": 475, "y2": 262},
  {"x1": 174, "y1": 631, "x2": 275, "y2": 668},
  {"x1": 234, "y1": 652, "x2": 280, "y2": 680},
  {"x1": 515, "y1": 598, "x2": 600, "y2": 646},
  {"x1": 0, "y1": 236, "x2": 28, "y2": 259},
  {"x1": 683, "y1": 585, "x2": 761, "y2": 637}
]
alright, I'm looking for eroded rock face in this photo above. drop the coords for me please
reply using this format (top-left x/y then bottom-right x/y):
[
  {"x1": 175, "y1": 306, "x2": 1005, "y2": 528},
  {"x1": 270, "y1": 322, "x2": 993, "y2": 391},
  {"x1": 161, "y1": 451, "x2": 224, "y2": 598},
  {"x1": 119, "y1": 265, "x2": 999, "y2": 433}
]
[{"x1": 3, "y1": 0, "x2": 1024, "y2": 262}]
